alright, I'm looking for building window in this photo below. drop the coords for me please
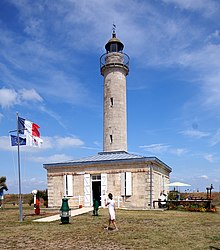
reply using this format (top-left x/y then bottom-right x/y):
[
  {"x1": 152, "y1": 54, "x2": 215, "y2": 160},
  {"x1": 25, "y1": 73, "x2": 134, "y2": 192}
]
[
  {"x1": 110, "y1": 134, "x2": 113, "y2": 144},
  {"x1": 110, "y1": 97, "x2": 114, "y2": 107},
  {"x1": 92, "y1": 175, "x2": 101, "y2": 181},
  {"x1": 64, "y1": 174, "x2": 73, "y2": 197}
]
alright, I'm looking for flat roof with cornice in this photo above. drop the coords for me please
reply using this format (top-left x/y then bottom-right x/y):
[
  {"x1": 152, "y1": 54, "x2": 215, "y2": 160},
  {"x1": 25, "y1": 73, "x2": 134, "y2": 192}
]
[{"x1": 43, "y1": 151, "x2": 172, "y2": 172}]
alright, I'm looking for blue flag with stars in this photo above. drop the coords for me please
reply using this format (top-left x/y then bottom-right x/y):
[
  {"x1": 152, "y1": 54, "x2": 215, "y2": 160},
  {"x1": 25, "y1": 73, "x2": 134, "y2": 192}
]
[{"x1": 10, "y1": 135, "x2": 26, "y2": 146}]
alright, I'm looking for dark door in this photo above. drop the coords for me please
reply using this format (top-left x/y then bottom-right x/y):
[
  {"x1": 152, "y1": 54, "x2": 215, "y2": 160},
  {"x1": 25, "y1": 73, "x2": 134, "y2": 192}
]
[{"x1": 92, "y1": 181, "x2": 101, "y2": 206}]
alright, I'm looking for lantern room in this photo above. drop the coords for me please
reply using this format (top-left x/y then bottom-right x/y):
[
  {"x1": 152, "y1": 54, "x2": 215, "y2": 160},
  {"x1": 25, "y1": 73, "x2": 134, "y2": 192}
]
[{"x1": 105, "y1": 30, "x2": 124, "y2": 53}]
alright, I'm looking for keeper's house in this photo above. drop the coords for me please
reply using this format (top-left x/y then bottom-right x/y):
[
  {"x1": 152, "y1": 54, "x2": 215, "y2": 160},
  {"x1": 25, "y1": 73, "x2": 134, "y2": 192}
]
[
  {"x1": 44, "y1": 151, "x2": 171, "y2": 208},
  {"x1": 43, "y1": 29, "x2": 172, "y2": 209}
]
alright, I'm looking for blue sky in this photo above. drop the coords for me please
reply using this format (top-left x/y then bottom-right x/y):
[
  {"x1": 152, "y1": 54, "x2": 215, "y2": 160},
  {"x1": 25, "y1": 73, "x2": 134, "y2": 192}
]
[{"x1": 1, "y1": 0, "x2": 220, "y2": 194}]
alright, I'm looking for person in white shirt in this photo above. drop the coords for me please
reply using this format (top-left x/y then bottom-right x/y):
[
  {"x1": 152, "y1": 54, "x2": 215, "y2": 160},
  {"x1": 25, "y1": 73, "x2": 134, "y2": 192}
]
[
  {"x1": 159, "y1": 192, "x2": 167, "y2": 208},
  {"x1": 105, "y1": 193, "x2": 118, "y2": 231}
]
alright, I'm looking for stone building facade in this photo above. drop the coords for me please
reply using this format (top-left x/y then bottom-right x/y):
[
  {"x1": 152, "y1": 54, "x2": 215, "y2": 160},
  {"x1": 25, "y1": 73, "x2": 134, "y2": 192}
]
[{"x1": 44, "y1": 151, "x2": 171, "y2": 208}]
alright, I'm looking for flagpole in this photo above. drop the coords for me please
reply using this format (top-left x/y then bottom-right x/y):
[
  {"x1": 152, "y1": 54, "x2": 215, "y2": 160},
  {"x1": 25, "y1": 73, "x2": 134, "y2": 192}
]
[{"x1": 17, "y1": 112, "x2": 23, "y2": 222}]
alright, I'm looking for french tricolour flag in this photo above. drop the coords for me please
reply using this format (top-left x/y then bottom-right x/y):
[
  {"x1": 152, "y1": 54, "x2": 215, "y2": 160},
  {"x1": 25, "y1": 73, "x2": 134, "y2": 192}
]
[{"x1": 18, "y1": 117, "x2": 43, "y2": 147}]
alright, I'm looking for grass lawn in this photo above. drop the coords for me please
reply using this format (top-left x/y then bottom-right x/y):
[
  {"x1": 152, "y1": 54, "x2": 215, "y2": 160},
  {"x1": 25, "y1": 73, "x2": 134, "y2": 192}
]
[{"x1": 0, "y1": 205, "x2": 220, "y2": 249}]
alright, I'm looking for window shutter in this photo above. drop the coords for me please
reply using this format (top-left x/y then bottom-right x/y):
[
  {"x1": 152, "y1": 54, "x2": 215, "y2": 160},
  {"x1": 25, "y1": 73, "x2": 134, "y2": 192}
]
[
  {"x1": 101, "y1": 173, "x2": 107, "y2": 207},
  {"x1": 64, "y1": 175, "x2": 67, "y2": 196},
  {"x1": 67, "y1": 175, "x2": 73, "y2": 196},
  {"x1": 84, "y1": 174, "x2": 91, "y2": 207},
  {"x1": 125, "y1": 172, "x2": 132, "y2": 196},
  {"x1": 121, "y1": 172, "x2": 125, "y2": 196}
]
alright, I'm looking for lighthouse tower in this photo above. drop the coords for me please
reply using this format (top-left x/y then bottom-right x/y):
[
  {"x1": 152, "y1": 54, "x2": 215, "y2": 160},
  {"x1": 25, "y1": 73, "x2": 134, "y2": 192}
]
[{"x1": 100, "y1": 28, "x2": 129, "y2": 152}]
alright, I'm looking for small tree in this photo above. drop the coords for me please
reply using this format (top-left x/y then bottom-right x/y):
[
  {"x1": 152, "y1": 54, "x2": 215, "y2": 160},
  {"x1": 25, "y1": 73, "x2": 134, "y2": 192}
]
[
  {"x1": 0, "y1": 176, "x2": 8, "y2": 208},
  {"x1": 29, "y1": 189, "x2": 48, "y2": 207},
  {"x1": 0, "y1": 176, "x2": 8, "y2": 191}
]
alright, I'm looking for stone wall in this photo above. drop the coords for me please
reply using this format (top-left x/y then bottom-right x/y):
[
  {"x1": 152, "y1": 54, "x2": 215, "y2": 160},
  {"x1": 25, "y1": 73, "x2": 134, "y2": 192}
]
[
  {"x1": 103, "y1": 67, "x2": 127, "y2": 152},
  {"x1": 46, "y1": 160, "x2": 171, "y2": 209},
  {"x1": 47, "y1": 175, "x2": 63, "y2": 208}
]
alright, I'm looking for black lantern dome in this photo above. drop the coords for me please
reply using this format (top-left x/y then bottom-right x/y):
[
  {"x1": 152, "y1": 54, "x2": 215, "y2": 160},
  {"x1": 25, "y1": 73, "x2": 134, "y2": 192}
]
[{"x1": 105, "y1": 30, "x2": 124, "y2": 53}]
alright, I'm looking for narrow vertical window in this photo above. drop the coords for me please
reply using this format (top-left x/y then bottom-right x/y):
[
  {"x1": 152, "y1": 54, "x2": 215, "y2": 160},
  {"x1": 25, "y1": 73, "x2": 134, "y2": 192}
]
[
  {"x1": 110, "y1": 97, "x2": 114, "y2": 107},
  {"x1": 110, "y1": 43, "x2": 117, "y2": 52},
  {"x1": 64, "y1": 175, "x2": 73, "y2": 197},
  {"x1": 110, "y1": 134, "x2": 113, "y2": 144},
  {"x1": 65, "y1": 175, "x2": 68, "y2": 196}
]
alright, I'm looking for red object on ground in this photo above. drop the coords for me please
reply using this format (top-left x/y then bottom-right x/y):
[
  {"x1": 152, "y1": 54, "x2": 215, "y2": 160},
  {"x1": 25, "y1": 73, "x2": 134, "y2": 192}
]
[{"x1": 35, "y1": 198, "x2": 40, "y2": 215}]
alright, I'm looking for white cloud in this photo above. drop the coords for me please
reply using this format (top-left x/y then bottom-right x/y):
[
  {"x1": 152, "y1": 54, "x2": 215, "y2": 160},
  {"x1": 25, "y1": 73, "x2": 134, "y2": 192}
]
[
  {"x1": 82, "y1": 146, "x2": 101, "y2": 151},
  {"x1": 55, "y1": 136, "x2": 84, "y2": 148},
  {"x1": 38, "y1": 72, "x2": 89, "y2": 105},
  {"x1": 177, "y1": 41, "x2": 220, "y2": 113},
  {"x1": 7, "y1": 177, "x2": 47, "y2": 193},
  {"x1": 179, "y1": 44, "x2": 220, "y2": 71},
  {"x1": 0, "y1": 135, "x2": 84, "y2": 151},
  {"x1": 199, "y1": 175, "x2": 209, "y2": 180},
  {"x1": 201, "y1": 73, "x2": 220, "y2": 110},
  {"x1": 0, "y1": 136, "x2": 14, "y2": 151},
  {"x1": 22, "y1": 177, "x2": 46, "y2": 185},
  {"x1": 162, "y1": 0, "x2": 218, "y2": 17},
  {"x1": 33, "y1": 136, "x2": 84, "y2": 150},
  {"x1": 2, "y1": 0, "x2": 220, "y2": 113},
  {"x1": 180, "y1": 129, "x2": 210, "y2": 139},
  {"x1": 205, "y1": 30, "x2": 220, "y2": 44},
  {"x1": 19, "y1": 88, "x2": 43, "y2": 102},
  {"x1": 210, "y1": 128, "x2": 220, "y2": 146},
  {"x1": 93, "y1": 141, "x2": 101, "y2": 147},
  {"x1": 204, "y1": 154, "x2": 215, "y2": 163},
  {"x1": 0, "y1": 13, "x2": 88, "y2": 106},
  {"x1": 140, "y1": 143, "x2": 188, "y2": 157},
  {"x1": 0, "y1": 88, "x2": 18, "y2": 108},
  {"x1": 170, "y1": 148, "x2": 188, "y2": 156},
  {"x1": 0, "y1": 135, "x2": 45, "y2": 152},
  {"x1": 39, "y1": 106, "x2": 67, "y2": 129},
  {"x1": 140, "y1": 143, "x2": 170, "y2": 154},
  {"x1": 32, "y1": 154, "x2": 73, "y2": 163},
  {"x1": 0, "y1": 88, "x2": 43, "y2": 108}
]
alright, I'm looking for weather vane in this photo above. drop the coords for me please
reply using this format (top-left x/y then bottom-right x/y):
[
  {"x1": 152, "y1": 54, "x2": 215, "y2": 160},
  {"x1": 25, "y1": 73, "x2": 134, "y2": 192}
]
[{"x1": 112, "y1": 23, "x2": 116, "y2": 33}]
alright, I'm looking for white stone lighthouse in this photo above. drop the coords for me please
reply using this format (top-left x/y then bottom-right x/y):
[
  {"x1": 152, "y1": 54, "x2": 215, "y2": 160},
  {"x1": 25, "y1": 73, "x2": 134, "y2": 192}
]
[{"x1": 100, "y1": 29, "x2": 129, "y2": 152}]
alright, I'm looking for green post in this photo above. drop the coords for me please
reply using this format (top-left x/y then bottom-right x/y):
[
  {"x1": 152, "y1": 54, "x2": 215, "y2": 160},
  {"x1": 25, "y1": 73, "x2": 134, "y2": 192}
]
[
  {"x1": 93, "y1": 200, "x2": 99, "y2": 216},
  {"x1": 60, "y1": 198, "x2": 71, "y2": 224}
]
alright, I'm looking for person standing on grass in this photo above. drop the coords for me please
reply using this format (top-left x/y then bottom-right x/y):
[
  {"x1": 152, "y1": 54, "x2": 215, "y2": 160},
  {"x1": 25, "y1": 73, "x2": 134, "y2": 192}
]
[{"x1": 105, "y1": 193, "x2": 118, "y2": 231}]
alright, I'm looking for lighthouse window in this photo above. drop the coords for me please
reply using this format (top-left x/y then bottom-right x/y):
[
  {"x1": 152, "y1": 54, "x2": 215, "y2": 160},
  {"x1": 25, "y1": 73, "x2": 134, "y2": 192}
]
[
  {"x1": 110, "y1": 97, "x2": 114, "y2": 107},
  {"x1": 110, "y1": 134, "x2": 113, "y2": 144},
  {"x1": 110, "y1": 44, "x2": 117, "y2": 52}
]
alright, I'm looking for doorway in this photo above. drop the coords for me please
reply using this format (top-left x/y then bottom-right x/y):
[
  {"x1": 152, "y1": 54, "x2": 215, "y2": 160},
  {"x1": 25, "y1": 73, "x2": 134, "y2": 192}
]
[{"x1": 92, "y1": 175, "x2": 101, "y2": 206}]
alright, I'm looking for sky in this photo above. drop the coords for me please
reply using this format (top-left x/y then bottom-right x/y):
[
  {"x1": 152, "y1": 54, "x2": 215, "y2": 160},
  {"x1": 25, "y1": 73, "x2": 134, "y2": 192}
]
[{"x1": 0, "y1": 0, "x2": 220, "y2": 194}]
